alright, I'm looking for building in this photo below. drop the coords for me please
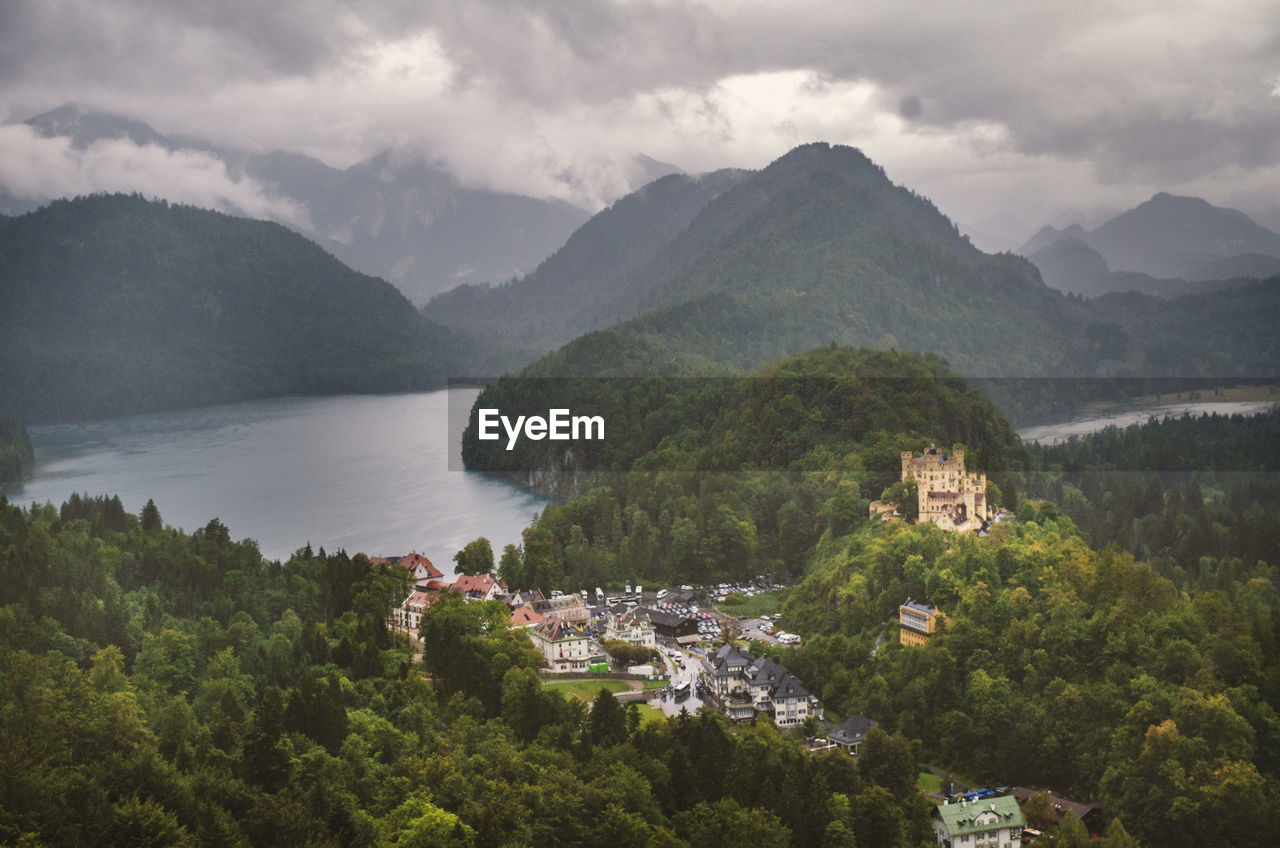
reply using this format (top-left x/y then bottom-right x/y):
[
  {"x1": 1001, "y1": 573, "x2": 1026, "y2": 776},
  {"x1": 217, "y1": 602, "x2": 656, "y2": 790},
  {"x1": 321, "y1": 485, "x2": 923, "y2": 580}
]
[
  {"x1": 398, "y1": 552, "x2": 445, "y2": 586},
  {"x1": 703, "y1": 644, "x2": 755, "y2": 698},
  {"x1": 702, "y1": 647, "x2": 823, "y2": 726},
  {"x1": 605, "y1": 607, "x2": 657, "y2": 649},
  {"x1": 390, "y1": 589, "x2": 437, "y2": 633},
  {"x1": 828, "y1": 714, "x2": 878, "y2": 755},
  {"x1": 902, "y1": 446, "x2": 990, "y2": 531},
  {"x1": 528, "y1": 614, "x2": 591, "y2": 672},
  {"x1": 933, "y1": 796, "x2": 1026, "y2": 848},
  {"x1": 769, "y1": 673, "x2": 813, "y2": 728},
  {"x1": 644, "y1": 609, "x2": 699, "y2": 640},
  {"x1": 900, "y1": 598, "x2": 947, "y2": 647},
  {"x1": 547, "y1": 592, "x2": 590, "y2": 625},
  {"x1": 450, "y1": 573, "x2": 507, "y2": 602}
]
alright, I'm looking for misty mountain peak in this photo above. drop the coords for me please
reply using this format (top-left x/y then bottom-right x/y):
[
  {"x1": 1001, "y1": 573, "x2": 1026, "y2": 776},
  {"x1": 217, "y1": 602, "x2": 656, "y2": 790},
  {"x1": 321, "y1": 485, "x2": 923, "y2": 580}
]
[{"x1": 26, "y1": 103, "x2": 169, "y2": 150}]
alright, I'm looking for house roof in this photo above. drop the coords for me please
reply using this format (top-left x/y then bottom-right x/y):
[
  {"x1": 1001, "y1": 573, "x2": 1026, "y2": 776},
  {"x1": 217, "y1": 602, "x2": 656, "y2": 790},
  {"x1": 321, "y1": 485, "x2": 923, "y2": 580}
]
[
  {"x1": 901, "y1": 599, "x2": 937, "y2": 616},
  {"x1": 506, "y1": 588, "x2": 546, "y2": 607},
  {"x1": 708, "y1": 644, "x2": 755, "y2": 676},
  {"x1": 935, "y1": 797, "x2": 1025, "y2": 836},
  {"x1": 399, "y1": 552, "x2": 443, "y2": 578},
  {"x1": 773, "y1": 673, "x2": 810, "y2": 700},
  {"x1": 452, "y1": 574, "x2": 497, "y2": 595},
  {"x1": 510, "y1": 604, "x2": 545, "y2": 627},
  {"x1": 403, "y1": 590, "x2": 437, "y2": 611},
  {"x1": 1010, "y1": 788, "x2": 1099, "y2": 821},
  {"x1": 747, "y1": 656, "x2": 789, "y2": 687},
  {"x1": 829, "y1": 714, "x2": 878, "y2": 745},
  {"x1": 645, "y1": 609, "x2": 692, "y2": 629},
  {"x1": 533, "y1": 614, "x2": 585, "y2": 642}
]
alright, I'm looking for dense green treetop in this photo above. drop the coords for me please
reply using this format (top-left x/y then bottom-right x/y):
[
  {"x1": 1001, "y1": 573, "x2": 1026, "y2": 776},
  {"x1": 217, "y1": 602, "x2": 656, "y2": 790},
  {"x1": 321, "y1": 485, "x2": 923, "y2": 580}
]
[
  {"x1": 0, "y1": 418, "x2": 34, "y2": 485},
  {"x1": 0, "y1": 491, "x2": 936, "y2": 847}
]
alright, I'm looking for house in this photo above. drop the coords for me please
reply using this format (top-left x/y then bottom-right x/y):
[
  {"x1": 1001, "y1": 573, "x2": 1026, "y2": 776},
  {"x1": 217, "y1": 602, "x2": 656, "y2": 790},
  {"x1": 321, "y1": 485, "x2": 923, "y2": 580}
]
[
  {"x1": 900, "y1": 598, "x2": 947, "y2": 647},
  {"x1": 450, "y1": 573, "x2": 507, "y2": 602},
  {"x1": 507, "y1": 588, "x2": 546, "y2": 609},
  {"x1": 902, "y1": 446, "x2": 990, "y2": 531},
  {"x1": 645, "y1": 609, "x2": 699, "y2": 640},
  {"x1": 1010, "y1": 788, "x2": 1103, "y2": 833},
  {"x1": 770, "y1": 673, "x2": 813, "y2": 728},
  {"x1": 702, "y1": 644, "x2": 755, "y2": 698},
  {"x1": 933, "y1": 796, "x2": 1025, "y2": 848},
  {"x1": 389, "y1": 589, "x2": 437, "y2": 633},
  {"x1": 528, "y1": 614, "x2": 591, "y2": 672},
  {"x1": 829, "y1": 714, "x2": 878, "y2": 755},
  {"x1": 605, "y1": 607, "x2": 657, "y2": 649},
  {"x1": 399, "y1": 552, "x2": 444, "y2": 586},
  {"x1": 703, "y1": 647, "x2": 823, "y2": 726}
]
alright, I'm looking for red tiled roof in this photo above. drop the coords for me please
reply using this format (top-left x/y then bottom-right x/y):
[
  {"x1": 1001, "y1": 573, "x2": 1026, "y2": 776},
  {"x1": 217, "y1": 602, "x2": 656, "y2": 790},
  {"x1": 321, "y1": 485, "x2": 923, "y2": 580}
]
[
  {"x1": 399, "y1": 552, "x2": 444, "y2": 579},
  {"x1": 510, "y1": 604, "x2": 545, "y2": 626},
  {"x1": 452, "y1": 574, "x2": 497, "y2": 595}
]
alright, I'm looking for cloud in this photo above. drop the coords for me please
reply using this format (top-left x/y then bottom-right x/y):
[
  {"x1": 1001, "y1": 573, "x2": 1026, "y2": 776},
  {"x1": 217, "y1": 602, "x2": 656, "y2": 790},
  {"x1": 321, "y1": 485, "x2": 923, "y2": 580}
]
[
  {"x1": 0, "y1": 125, "x2": 312, "y2": 228},
  {"x1": 2, "y1": 0, "x2": 1279, "y2": 229}
]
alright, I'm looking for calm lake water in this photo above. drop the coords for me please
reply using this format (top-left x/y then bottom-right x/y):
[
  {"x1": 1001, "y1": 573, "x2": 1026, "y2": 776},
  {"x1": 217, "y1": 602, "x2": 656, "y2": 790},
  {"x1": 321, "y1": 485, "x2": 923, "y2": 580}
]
[
  {"x1": 2, "y1": 389, "x2": 551, "y2": 568},
  {"x1": 1016, "y1": 400, "x2": 1277, "y2": 445},
  {"x1": 7, "y1": 393, "x2": 1273, "y2": 565}
]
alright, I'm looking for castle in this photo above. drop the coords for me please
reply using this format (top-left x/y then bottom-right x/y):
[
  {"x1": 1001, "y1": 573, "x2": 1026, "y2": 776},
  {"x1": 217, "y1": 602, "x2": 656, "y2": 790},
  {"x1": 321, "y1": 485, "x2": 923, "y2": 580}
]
[{"x1": 901, "y1": 445, "x2": 989, "y2": 531}]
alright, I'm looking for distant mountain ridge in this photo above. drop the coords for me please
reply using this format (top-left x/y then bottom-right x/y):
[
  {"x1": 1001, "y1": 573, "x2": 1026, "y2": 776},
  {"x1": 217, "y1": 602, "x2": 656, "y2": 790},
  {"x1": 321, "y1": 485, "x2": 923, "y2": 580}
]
[
  {"x1": 434, "y1": 142, "x2": 1278, "y2": 428},
  {"x1": 0, "y1": 193, "x2": 473, "y2": 421},
  {"x1": 1019, "y1": 192, "x2": 1280, "y2": 296},
  {"x1": 431, "y1": 142, "x2": 1103, "y2": 378},
  {"x1": 10, "y1": 104, "x2": 599, "y2": 304}
]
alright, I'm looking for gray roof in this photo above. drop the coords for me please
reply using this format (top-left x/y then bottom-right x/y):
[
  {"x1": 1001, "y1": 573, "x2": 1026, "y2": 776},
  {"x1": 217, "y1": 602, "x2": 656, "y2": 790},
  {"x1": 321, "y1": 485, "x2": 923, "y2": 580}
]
[
  {"x1": 772, "y1": 673, "x2": 810, "y2": 700},
  {"x1": 830, "y1": 714, "x2": 878, "y2": 745}
]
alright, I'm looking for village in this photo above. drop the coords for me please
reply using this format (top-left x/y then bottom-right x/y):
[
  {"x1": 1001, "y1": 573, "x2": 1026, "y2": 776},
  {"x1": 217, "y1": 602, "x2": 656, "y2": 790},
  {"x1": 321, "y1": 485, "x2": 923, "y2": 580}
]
[{"x1": 380, "y1": 446, "x2": 1089, "y2": 846}]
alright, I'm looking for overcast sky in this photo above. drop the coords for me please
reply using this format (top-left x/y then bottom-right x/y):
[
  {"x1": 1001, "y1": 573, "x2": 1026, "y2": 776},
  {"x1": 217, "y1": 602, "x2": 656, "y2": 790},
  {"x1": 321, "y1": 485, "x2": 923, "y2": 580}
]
[{"x1": 2, "y1": 0, "x2": 1278, "y2": 241}]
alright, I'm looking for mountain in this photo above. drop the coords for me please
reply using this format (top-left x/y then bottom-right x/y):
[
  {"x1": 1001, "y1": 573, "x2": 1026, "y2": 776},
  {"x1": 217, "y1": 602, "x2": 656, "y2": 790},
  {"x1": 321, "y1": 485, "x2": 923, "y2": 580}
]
[
  {"x1": 12, "y1": 104, "x2": 593, "y2": 303},
  {"x1": 425, "y1": 167, "x2": 751, "y2": 361},
  {"x1": 438, "y1": 143, "x2": 1278, "y2": 427},
  {"x1": 431, "y1": 142, "x2": 1109, "y2": 379},
  {"x1": 0, "y1": 193, "x2": 474, "y2": 421},
  {"x1": 1018, "y1": 193, "x2": 1280, "y2": 294}
]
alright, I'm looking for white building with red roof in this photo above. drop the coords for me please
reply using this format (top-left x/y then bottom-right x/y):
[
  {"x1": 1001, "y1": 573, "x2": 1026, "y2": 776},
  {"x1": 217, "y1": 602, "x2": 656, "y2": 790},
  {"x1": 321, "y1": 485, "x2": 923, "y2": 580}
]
[
  {"x1": 398, "y1": 552, "x2": 444, "y2": 586},
  {"x1": 451, "y1": 573, "x2": 507, "y2": 602}
]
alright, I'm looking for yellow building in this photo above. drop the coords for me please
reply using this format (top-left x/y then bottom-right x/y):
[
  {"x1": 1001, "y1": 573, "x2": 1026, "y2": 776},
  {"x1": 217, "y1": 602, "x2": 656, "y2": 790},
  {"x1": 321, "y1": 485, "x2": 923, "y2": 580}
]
[
  {"x1": 901, "y1": 446, "x2": 989, "y2": 531},
  {"x1": 899, "y1": 599, "x2": 946, "y2": 647}
]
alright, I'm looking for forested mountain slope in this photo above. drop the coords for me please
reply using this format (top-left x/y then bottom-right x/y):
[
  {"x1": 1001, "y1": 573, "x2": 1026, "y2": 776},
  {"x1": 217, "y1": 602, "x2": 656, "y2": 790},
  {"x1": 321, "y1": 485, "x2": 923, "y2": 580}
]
[{"x1": 0, "y1": 194, "x2": 474, "y2": 421}]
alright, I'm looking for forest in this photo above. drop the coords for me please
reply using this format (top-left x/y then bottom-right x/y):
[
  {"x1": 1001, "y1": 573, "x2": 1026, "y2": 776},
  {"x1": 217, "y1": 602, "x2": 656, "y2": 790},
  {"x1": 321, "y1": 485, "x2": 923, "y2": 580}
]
[
  {"x1": 472, "y1": 356, "x2": 1280, "y2": 847},
  {"x1": 2, "y1": 346, "x2": 1277, "y2": 846},
  {"x1": 0, "y1": 418, "x2": 33, "y2": 485},
  {"x1": 0, "y1": 194, "x2": 474, "y2": 422},
  {"x1": 0, "y1": 493, "x2": 936, "y2": 847}
]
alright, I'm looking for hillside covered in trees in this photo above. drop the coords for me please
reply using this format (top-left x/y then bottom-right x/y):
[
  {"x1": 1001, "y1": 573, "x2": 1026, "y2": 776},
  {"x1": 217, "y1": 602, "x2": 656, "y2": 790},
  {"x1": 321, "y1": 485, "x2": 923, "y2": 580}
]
[
  {"x1": 464, "y1": 345, "x2": 1023, "y2": 590},
  {"x1": 0, "y1": 492, "x2": 937, "y2": 847},
  {"x1": 0, "y1": 194, "x2": 477, "y2": 422}
]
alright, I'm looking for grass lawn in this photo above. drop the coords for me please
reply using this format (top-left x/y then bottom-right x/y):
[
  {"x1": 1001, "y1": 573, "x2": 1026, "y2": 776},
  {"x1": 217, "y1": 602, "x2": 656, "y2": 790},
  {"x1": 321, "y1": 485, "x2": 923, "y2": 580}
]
[
  {"x1": 632, "y1": 704, "x2": 667, "y2": 725},
  {"x1": 917, "y1": 772, "x2": 943, "y2": 794},
  {"x1": 716, "y1": 588, "x2": 791, "y2": 618},
  {"x1": 541, "y1": 679, "x2": 632, "y2": 701},
  {"x1": 642, "y1": 678, "x2": 668, "y2": 690}
]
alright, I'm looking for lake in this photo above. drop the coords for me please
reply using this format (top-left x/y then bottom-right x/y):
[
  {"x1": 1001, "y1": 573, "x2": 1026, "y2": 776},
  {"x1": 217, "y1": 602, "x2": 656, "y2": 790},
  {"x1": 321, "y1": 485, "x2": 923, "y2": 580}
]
[
  {"x1": 2, "y1": 388, "x2": 551, "y2": 570},
  {"x1": 7, "y1": 393, "x2": 1274, "y2": 566},
  {"x1": 1016, "y1": 399, "x2": 1277, "y2": 445}
]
